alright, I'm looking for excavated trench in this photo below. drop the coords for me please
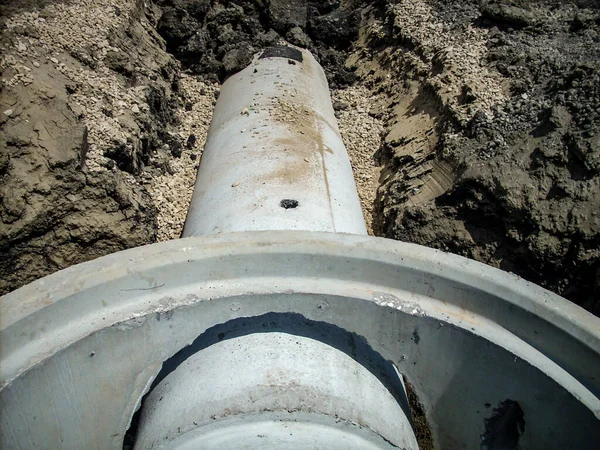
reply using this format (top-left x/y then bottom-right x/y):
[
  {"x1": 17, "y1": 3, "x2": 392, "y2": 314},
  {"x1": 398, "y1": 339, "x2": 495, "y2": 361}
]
[
  {"x1": 0, "y1": 0, "x2": 599, "y2": 448},
  {"x1": 1, "y1": 1, "x2": 599, "y2": 301}
]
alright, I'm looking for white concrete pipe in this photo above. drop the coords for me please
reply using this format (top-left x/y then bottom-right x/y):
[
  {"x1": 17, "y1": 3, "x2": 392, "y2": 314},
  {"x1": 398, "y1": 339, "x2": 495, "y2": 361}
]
[
  {"x1": 134, "y1": 333, "x2": 418, "y2": 449},
  {"x1": 2, "y1": 232, "x2": 600, "y2": 449},
  {"x1": 182, "y1": 46, "x2": 367, "y2": 236}
]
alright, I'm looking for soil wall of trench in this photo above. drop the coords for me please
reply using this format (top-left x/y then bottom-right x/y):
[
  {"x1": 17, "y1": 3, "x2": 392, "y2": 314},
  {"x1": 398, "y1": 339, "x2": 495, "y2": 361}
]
[
  {"x1": 1, "y1": 0, "x2": 599, "y2": 320},
  {"x1": 364, "y1": 0, "x2": 600, "y2": 314}
]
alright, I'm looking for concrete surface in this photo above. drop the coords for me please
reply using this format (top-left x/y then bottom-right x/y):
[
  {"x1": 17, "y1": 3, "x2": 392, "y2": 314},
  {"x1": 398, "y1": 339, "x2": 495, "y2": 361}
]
[{"x1": 1, "y1": 231, "x2": 599, "y2": 449}]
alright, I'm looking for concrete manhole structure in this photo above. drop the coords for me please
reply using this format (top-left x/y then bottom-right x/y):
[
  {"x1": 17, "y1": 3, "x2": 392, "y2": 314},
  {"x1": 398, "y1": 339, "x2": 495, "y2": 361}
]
[{"x1": 1, "y1": 48, "x2": 599, "y2": 449}]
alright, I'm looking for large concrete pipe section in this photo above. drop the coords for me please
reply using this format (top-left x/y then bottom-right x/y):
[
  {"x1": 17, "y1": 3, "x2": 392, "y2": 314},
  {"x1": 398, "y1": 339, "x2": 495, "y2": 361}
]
[
  {"x1": 182, "y1": 46, "x2": 367, "y2": 236},
  {"x1": 1, "y1": 47, "x2": 600, "y2": 450}
]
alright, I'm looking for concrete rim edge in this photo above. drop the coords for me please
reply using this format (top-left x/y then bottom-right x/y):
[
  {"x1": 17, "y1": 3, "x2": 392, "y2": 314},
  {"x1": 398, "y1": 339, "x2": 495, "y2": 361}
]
[
  {"x1": 2, "y1": 231, "x2": 597, "y2": 334},
  {"x1": 1, "y1": 231, "x2": 599, "y2": 392}
]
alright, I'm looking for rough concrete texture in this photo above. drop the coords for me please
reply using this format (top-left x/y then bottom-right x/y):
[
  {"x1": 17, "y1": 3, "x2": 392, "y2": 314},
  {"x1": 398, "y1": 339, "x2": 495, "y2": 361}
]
[{"x1": 1, "y1": 0, "x2": 599, "y2": 319}]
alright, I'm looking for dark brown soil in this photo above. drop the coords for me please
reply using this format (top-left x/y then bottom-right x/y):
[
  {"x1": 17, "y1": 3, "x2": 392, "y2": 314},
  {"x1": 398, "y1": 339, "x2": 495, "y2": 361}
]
[
  {"x1": 152, "y1": 0, "x2": 365, "y2": 86},
  {"x1": 366, "y1": 0, "x2": 600, "y2": 315},
  {"x1": 0, "y1": 0, "x2": 182, "y2": 294},
  {"x1": 404, "y1": 378, "x2": 435, "y2": 450}
]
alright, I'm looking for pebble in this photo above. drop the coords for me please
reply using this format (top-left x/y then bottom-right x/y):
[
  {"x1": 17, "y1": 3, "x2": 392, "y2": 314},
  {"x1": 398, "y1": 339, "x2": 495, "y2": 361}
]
[
  {"x1": 32, "y1": 61, "x2": 40, "y2": 68},
  {"x1": 148, "y1": 75, "x2": 218, "y2": 241},
  {"x1": 186, "y1": 134, "x2": 196, "y2": 149},
  {"x1": 390, "y1": 0, "x2": 507, "y2": 122},
  {"x1": 49, "y1": 57, "x2": 59, "y2": 64},
  {"x1": 332, "y1": 85, "x2": 384, "y2": 234},
  {"x1": 3, "y1": 109, "x2": 13, "y2": 116}
]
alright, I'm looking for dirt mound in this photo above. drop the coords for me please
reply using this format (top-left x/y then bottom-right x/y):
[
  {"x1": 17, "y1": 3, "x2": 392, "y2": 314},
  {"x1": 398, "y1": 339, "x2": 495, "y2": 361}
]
[
  {"x1": 0, "y1": 0, "x2": 183, "y2": 294},
  {"x1": 362, "y1": 0, "x2": 600, "y2": 313}
]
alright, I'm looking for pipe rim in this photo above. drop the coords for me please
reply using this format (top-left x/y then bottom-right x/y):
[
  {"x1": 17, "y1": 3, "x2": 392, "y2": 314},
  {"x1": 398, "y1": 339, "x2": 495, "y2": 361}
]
[{"x1": 1, "y1": 231, "x2": 599, "y2": 449}]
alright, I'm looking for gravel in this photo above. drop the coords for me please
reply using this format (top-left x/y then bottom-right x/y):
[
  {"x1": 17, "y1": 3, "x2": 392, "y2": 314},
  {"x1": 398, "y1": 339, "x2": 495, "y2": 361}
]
[
  {"x1": 148, "y1": 74, "x2": 217, "y2": 241},
  {"x1": 0, "y1": 0, "x2": 179, "y2": 293},
  {"x1": 389, "y1": 0, "x2": 507, "y2": 123},
  {"x1": 333, "y1": 85, "x2": 384, "y2": 234},
  {"x1": 2, "y1": 0, "x2": 147, "y2": 176}
]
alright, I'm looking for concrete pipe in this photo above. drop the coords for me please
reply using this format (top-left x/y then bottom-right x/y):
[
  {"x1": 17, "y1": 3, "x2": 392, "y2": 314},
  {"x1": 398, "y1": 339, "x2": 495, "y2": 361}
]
[
  {"x1": 134, "y1": 332, "x2": 418, "y2": 449},
  {"x1": 2, "y1": 233, "x2": 599, "y2": 449},
  {"x1": 182, "y1": 47, "x2": 367, "y2": 236},
  {"x1": 1, "y1": 47, "x2": 600, "y2": 450},
  {"x1": 154, "y1": 46, "x2": 415, "y2": 448}
]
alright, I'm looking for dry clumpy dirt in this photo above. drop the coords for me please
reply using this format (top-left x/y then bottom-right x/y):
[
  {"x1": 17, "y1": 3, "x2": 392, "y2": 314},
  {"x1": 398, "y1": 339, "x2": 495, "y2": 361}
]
[
  {"x1": 1, "y1": 0, "x2": 176, "y2": 293},
  {"x1": 1, "y1": 0, "x2": 599, "y2": 321},
  {"x1": 0, "y1": 0, "x2": 217, "y2": 290},
  {"x1": 361, "y1": 0, "x2": 600, "y2": 314}
]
